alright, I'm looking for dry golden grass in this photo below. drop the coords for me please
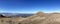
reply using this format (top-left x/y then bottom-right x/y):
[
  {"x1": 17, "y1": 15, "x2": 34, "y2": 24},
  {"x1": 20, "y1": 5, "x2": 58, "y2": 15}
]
[
  {"x1": 20, "y1": 12, "x2": 60, "y2": 24},
  {"x1": 0, "y1": 12, "x2": 60, "y2": 24}
]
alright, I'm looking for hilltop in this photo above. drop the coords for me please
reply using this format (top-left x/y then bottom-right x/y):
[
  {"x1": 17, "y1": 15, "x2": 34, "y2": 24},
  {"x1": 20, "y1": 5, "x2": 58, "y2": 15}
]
[{"x1": 20, "y1": 11, "x2": 60, "y2": 24}]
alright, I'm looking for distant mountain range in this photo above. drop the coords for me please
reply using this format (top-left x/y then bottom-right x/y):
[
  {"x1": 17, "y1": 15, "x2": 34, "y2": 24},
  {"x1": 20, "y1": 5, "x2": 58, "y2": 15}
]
[{"x1": 0, "y1": 13, "x2": 34, "y2": 18}]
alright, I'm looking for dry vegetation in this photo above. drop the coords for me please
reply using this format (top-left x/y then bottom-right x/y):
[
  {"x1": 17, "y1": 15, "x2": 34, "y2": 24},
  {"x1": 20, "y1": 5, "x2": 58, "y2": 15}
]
[{"x1": 0, "y1": 11, "x2": 60, "y2": 24}]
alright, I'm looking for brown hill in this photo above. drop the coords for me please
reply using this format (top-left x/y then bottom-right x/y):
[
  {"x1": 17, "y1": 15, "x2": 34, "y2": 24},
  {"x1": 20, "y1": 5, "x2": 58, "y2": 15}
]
[
  {"x1": 41, "y1": 13, "x2": 60, "y2": 24},
  {"x1": 20, "y1": 11, "x2": 48, "y2": 24},
  {"x1": 20, "y1": 12, "x2": 60, "y2": 24}
]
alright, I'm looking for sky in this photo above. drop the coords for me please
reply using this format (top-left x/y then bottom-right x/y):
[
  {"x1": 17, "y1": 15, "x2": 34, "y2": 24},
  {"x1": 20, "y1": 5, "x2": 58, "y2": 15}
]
[{"x1": 0, "y1": 0, "x2": 60, "y2": 13}]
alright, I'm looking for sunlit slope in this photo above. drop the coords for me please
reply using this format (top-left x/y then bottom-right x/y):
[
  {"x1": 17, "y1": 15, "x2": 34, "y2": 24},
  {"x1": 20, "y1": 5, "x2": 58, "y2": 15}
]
[{"x1": 0, "y1": 12, "x2": 60, "y2": 24}]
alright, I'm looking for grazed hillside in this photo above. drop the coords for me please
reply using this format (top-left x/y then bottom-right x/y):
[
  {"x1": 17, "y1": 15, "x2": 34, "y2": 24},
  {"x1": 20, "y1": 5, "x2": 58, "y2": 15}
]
[
  {"x1": 0, "y1": 12, "x2": 60, "y2": 24},
  {"x1": 21, "y1": 11, "x2": 48, "y2": 24},
  {"x1": 20, "y1": 12, "x2": 60, "y2": 24}
]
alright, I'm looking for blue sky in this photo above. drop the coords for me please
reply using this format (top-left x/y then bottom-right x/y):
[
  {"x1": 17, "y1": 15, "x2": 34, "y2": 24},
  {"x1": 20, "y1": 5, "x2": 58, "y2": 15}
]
[{"x1": 0, "y1": 0, "x2": 60, "y2": 13}]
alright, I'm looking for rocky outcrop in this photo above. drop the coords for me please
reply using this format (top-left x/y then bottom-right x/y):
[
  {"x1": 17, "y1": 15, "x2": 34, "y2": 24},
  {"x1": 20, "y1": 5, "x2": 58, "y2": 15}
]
[{"x1": 0, "y1": 14, "x2": 6, "y2": 18}]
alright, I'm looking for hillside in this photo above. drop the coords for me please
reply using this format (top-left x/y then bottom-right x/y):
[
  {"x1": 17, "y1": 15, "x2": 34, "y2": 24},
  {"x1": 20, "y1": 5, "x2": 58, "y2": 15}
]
[
  {"x1": 20, "y1": 12, "x2": 60, "y2": 24},
  {"x1": 0, "y1": 12, "x2": 60, "y2": 24}
]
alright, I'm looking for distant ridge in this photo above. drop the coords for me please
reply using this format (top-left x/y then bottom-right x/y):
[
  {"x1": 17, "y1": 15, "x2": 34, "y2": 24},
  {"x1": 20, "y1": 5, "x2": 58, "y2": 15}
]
[{"x1": 0, "y1": 13, "x2": 34, "y2": 18}]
